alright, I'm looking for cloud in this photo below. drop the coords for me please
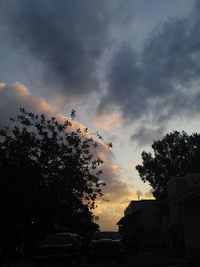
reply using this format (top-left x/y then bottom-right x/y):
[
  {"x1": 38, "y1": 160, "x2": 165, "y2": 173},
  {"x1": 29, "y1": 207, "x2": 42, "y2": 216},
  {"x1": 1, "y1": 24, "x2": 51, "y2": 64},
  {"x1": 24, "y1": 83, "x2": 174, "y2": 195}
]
[
  {"x1": 144, "y1": 189, "x2": 154, "y2": 198},
  {"x1": 95, "y1": 161, "x2": 155, "y2": 230},
  {"x1": 94, "y1": 112, "x2": 122, "y2": 133},
  {"x1": 0, "y1": 82, "x2": 56, "y2": 126},
  {"x1": 0, "y1": 81, "x2": 91, "y2": 133},
  {"x1": 131, "y1": 125, "x2": 165, "y2": 147},
  {"x1": 95, "y1": 161, "x2": 137, "y2": 230},
  {"x1": 101, "y1": 163, "x2": 134, "y2": 202},
  {"x1": 0, "y1": 0, "x2": 122, "y2": 97},
  {"x1": 98, "y1": 45, "x2": 144, "y2": 118},
  {"x1": 2, "y1": 0, "x2": 198, "y2": 146},
  {"x1": 99, "y1": 1, "x2": 200, "y2": 140},
  {"x1": 95, "y1": 206, "x2": 125, "y2": 231}
]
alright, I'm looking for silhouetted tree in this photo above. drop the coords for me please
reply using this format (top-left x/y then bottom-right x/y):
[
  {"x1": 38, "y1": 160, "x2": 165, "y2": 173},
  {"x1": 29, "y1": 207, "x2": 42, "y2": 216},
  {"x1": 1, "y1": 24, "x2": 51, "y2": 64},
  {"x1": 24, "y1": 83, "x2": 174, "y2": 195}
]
[
  {"x1": 136, "y1": 131, "x2": 200, "y2": 215},
  {"x1": 0, "y1": 108, "x2": 110, "y2": 248}
]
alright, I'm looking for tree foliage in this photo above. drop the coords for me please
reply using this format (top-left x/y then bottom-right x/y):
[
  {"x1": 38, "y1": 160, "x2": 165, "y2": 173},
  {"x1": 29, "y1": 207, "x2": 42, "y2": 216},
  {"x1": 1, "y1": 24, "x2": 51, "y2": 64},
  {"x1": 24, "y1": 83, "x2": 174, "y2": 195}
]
[
  {"x1": 0, "y1": 108, "x2": 109, "y2": 242},
  {"x1": 136, "y1": 131, "x2": 200, "y2": 201}
]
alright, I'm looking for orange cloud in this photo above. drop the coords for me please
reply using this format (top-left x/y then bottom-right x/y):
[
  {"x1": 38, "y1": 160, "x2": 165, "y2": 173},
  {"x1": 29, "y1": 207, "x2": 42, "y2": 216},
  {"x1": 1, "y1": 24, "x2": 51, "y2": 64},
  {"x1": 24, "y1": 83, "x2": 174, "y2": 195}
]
[
  {"x1": 0, "y1": 82, "x2": 86, "y2": 132},
  {"x1": 94, "y1": 161, "x2": 138, "y2": 231},
  {"x1": 94, "y1": 160, "x2": 155, "y2": 230},
  {"x1": 0, "y1": 82, "x2": 56, "y2": 122},
  {"x1": 94, "y1": 112, "x2": 122, "y2": 133},
  {"x1": 144, "y1": 189, "x2": 154, "y2": 199}
]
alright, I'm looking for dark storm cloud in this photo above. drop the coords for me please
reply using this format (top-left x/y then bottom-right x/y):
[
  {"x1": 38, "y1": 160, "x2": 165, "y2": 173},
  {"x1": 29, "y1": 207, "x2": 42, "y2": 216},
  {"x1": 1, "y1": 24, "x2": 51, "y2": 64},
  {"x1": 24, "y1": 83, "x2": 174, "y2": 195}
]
[
  {"x1": 98, "y1": 45, "x2": 147, "y2": 119},
  {"x1": 0, "y1": 0, "x2": 117, "y2": 95},
  {"x1": 100, "y1": 0, "x2": 200, "y2": 143},
  {"x1": 131, "y1": 126, "x2": 165, "y2": 147},
  {"x1": 1, "y1": 0, "x2": 200, "y2": 149}
]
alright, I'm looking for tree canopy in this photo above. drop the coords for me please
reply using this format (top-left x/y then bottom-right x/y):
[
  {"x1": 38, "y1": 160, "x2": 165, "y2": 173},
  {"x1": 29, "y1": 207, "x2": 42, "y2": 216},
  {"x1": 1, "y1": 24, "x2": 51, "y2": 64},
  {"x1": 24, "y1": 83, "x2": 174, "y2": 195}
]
[
  {"x1": 136, "y1": 131, "x2": 200, "y2": 202},
  {"x1": 0, "y1": 108, "x2": 109, "y2": 245}
]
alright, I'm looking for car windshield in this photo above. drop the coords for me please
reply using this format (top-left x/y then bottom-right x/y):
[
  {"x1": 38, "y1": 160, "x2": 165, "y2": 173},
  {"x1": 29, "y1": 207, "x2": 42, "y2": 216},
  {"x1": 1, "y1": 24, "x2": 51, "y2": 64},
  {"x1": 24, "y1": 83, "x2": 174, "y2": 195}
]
[
  {"x1": 93, "y1": 232, "x2": 121, "y2": 240},
  {"x1": 43, "y1": 234, "x2": 72, "y2": 245}
]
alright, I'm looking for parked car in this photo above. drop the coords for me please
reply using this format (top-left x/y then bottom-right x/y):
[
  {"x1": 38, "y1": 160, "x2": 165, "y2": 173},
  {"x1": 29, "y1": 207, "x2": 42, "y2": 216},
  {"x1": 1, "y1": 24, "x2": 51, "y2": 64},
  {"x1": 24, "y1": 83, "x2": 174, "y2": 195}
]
[
  {"x1": 34, "y1": 232, "x2": 82, "y2": 266},
  {"x1": 88, "y1": 231, "x2": 125, "y2": 263}
]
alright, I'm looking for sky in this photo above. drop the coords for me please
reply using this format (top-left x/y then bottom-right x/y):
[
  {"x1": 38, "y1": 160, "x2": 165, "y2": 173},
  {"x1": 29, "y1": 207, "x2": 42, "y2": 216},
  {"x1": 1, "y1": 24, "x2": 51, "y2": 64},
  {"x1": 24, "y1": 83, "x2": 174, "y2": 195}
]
[{"x1": 1, "y1": 0, "x2": 200, "y2": 230}]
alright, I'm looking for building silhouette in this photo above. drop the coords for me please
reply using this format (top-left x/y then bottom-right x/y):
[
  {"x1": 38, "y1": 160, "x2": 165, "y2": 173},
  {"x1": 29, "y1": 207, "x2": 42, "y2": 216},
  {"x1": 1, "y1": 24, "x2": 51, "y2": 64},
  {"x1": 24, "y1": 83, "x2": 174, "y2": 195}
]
[{"x1": 117, "y1": 199, "x2": 161, "y2": 254}]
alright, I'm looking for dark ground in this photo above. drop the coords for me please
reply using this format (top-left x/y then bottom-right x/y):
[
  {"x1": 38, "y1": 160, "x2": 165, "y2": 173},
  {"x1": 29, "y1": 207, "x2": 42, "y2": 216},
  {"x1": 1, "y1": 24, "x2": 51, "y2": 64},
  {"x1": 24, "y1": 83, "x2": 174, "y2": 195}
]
[{"x1": 1, "y1": 254, "x2": 188, "y2": 267}]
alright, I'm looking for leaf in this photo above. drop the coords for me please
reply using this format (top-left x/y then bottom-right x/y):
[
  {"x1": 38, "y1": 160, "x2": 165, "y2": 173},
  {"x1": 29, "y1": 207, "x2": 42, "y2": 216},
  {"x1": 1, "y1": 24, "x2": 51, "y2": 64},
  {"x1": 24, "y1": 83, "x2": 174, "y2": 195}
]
[{"x1": 70, "y1": 109, "x2": 76, "y2": 120}]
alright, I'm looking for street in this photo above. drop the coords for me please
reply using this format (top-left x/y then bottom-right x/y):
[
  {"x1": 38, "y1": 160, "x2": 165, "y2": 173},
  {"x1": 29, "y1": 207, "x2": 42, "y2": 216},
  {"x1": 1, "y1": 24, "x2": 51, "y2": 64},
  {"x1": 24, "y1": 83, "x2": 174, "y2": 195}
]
[{"x1": 2, "y1": 254, "x2": 188, "y2": 267}]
